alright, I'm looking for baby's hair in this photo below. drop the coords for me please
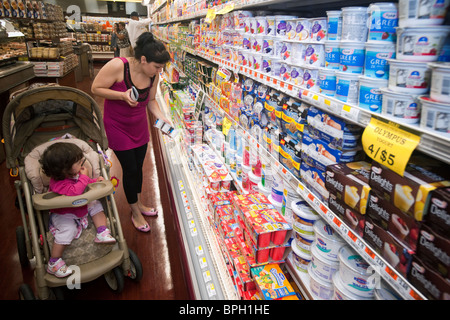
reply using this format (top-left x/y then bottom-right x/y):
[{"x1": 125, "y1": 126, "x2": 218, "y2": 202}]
[{"x1": 40, "y1": 142, "x2": 84, "y2": 181}]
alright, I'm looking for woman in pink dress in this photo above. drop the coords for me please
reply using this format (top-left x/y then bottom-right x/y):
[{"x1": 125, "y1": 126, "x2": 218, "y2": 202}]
[{"x1": 91, "y1": 32, "x2": 171, "y2": 232}]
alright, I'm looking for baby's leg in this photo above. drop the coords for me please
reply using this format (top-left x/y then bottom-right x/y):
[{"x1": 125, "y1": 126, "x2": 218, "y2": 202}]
[{"x1": 89, "y1": 200, "x2": 116, "y2": 244}]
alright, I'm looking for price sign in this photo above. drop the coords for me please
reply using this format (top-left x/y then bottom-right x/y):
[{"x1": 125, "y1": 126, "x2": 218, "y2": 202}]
[{"x1": 362, "y1": 117, "x2": 421, "y2": 176}]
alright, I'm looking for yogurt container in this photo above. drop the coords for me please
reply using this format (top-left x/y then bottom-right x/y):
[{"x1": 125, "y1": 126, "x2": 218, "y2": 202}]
[
  {"x1": 266, "y1": 16, "x2": 276, "y2": 36},
  {"x1": 248, "y1": 171, "x2": 261, "y2": 193},
  {"x1": 286, "y1": 19, "x2": 298, "y2": 40},
  {"x1": 396, "y1": 26, "x2": 450, "y2": 62},
  {"x1": 381, "y1": 88, "x2": 421, "y2": 124},
  {"x1": 338, "y1": 245, "x2": 376, "y2": 298},
  {"x1": 310, "y1": 243, "x2": 340, "y2": 282},
  {"x1": 374, "y1": 281, "x2": 403, "y2": 300},
  {"x1": 295, "y1": 18, "x2": 311, "y2": 41},
  {"x1": 291, "y1": 240, "x2": 312, "y2": 273},
  {"x1": 294, "y1": 231, "x2": 315, "y2": 254},
  {"x1": 243, "y1": 34, "x2": 252, "y2": 50},
  {"x1": 262, "y1": 36, "x2": 275, "y2": 55},
  {"x1": 291, "y1": 42, "x2": 305, "y2": 66},
  {"x1": 253, "y1": 53, "x2": 263, "y2": 71},
  {"x1": 325, "y1": 41, "x2": 341, "y2": 70},
  {"x1": 271, "y1": 173, "x2": 284, "y2": 204},
  {"x1": 341, "y1": 6, "x2": 369, "y2": 42},
  {"x1": 273, "y1": 38, "x2": 284, "y2": 59},
  {"x1": 255, "y1": 16, "x2": 268, "y2": 34},
  {"x1": 290, "y1": 64, "x2": 304, "y2": 86},
  {"x1": 358, "y1": 76, "x2": 388, "y2": 112},
  {"x1": 313, "y1": 219, "x2": 345, "y2": 261},
  {"x1": 310, "y1": 17, "x2": 328, "y2": 42},
  {"x1": 327, "y1": 10, "x2": 342, "y2": 41},
  {"x1": 258, "y1": 181, "x2": 271, "y2": 198},
  {"x1": 262, "y1": 55, "x2": 273, "y2": 74},
  {"x1": 387, "y1": 59, "x2": 431, "y2": 94},
  {"x1": 429, "y1": 62, "x2": 450, "y2": 103},
  {"x1": 303, "y1": 66, "x2": 320, "y2": 92},
  {"x1": 367, "y1": 2, "x2": 399, "y2": 42},
  {"x1": 332, "y1": 271, "x2": 374, "y2": 300},
  {"x1": 319, "y1": 67, "x2": 337, "y2": 97},
  {"x1": 336, "y1": 71, "x2": 360, "y2": 104},
  {"x1": 398, "y1": 0, "x2": 450, "y2": 28},
  {"x1": 304, "y1": 43, "x2": 325, "y2": 67},
  {"x1": 308, "y1": 264, "x2": 334, "y2": 300},
  {"x1": 280, "y1": 62, "x2": 292, "y2": 82},
  {"x1": 271, "y1": 58, "x2": 283, "y2": 77},
  {"x1": 419, "y1": 95, "x2": 450, "y2": 133},
  {"x1": 252, "y1": 35, "x2": 264, "y2": 53},
  {"x1": 280, "y1": 41, "x2": 293, "y2": 63},
  {"x1": 276, "y1": 15, "x2": 297, "y2": 38},
  {"x1": 364, "y1": 41, "x2": 396, "y2": 79},
  {"x1": 339, "y1": 41, "x2": 366, "y2": 73},
  {"x1": 292, "y1": 200, "x2": 321, "y2": 236}
]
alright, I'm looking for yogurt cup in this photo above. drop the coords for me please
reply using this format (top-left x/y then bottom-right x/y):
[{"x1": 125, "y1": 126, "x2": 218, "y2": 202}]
[
  {"x1": 325, "y1": 41, "x2": 340, "y2": 70},
  {"x1": 253, "y1": 53, "x2": 263, "y2": 71},
  {"x1": 358, "y1": 76, "x2": 388, "y2": 112},
  {"x1": 291, "y1": 240, "x2": 312, "y2": 273},
  {"x1": 310, "y1": 17, "x2": 328, "y2": 42},
  {"x1": 292, "y1": 200, "x2": 321, "y2": 236},
  {"x1": 367, "y1": 2, "x2": 399, "y2": 42},
  {"x1": 252, "y1": 35, "x2": 264, "y2": 53},
  {"x1": 332, "y1": 271, "x2": 374, "y2": 300},
  {"x1": 303, "y1": 66, "x2": 320, "y2": 92},
  {"x1": 276, "y1": 15, "x2": 298, "y2": 38},
  {"x1": 280, "y1": 41, "x2": 293, "y2": 63},
  {"x1": 286, "y1": 19, "x2": 298, "y2": 40},
  {"x1": 304, "y1": 43, "x2": 325, "y2": 67},
  {"x1": 419, "y1": 95, "x2": 450, "y2": 133},
  {"x1": 308, "y1": 263, "x2": 334, "y2": 300},
  {"x1": 398, "y1": 0, "x2": 450, "y2": 28},
  {"x1": 271, "y1": 58, "x2": 283, "y2": 77},
  {"x1": 336, "y1": 71, "x2": 360, "y2": 104},
  {"x1": 291, "y1": 42, "x2": 305, "y2": 66},
  {"x1": 341, "y1": 6, "x2": 369, "y2": 42},
  {"x1": 269, "y1": 194, "x2": 283, "y2": 214},
  {"x1": 327, "y1": 10, "x2": 342, "y2": 41},
  {"x1": 310, "y1": 243, "x2": 340, "y2": 282},
  {"x1": 339, "y1": 41, "x2": 366, "y2": 73},
  {"x1": 266, "y1": 16, "x2": 276, "y2": 36},
  {"x1": 255, "y1": 16, "x2": 268, "y2": 34},
  {"x1": 262, "y1": 55, "x2": 273, "y2": 74},
  {"x1": 243, "y1": 34, "x2": 252, "y2": 50},
  {"x1": 338, "y1": 245, "x2": 376, "y2": 298},
  {"x1": 429, "y1": 62, "x2": 450, "y2": 103},
  {"x1": 273, "y1": 38, "x2": 284, "y2": 59},
  {"x1": 234, "y1": 10, "x2": 253, "y2": 30},
  {"x1": 248, "y1": 171, "x2": 261, "y2": 193},
  {"x1": 294, "y1": 231, "x2": 315, "y2": 254},
  {"x1": 387, "y1": 59, "x2": 431, "y2": 94},
  {"x1": 364, "y1": 41, "x2": 396, "y2": 79},
  {"x1": 280, "y1": 62, "x2": 292, "y2": 82},
  {"x1": 381, "y1": 88, "x2": 420, "y2": 124},
  {"x1": 271, "y1": 173, "x2": 284, "y2": 204},
  {"x1": 396, "y1": 26, "x2": 450, "y2": 62},
  {"x1": 313, "y1": 220, "x2": 345, "y2": 261},
  {"x1": 294, "y1": 18, "x2": 311, "y2": 41},
  {"x1": 262, "y1": 36, "x2": 275, "y2": 55},
  {"x1": 290, "y1": 64, "x2": 304, "y2": 86},
  {"x1": 319, "y1": 67, "x2": 337, "y2": 97}
]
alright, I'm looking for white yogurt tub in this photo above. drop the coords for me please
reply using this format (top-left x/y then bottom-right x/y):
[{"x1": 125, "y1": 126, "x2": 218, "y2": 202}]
[
  {"x1": 326, "y1": 10, "x2": 342, "y2": 41},
  {"x1": 381, "y1": 88, "x2": 421, "y2": 124},
  {"x1": 358, "y1": 76, "x2": 388, "y2": 113},
  {"x1": 303, "y1": 66, "x2": 320, "y2": 92},
  {"x1": 280, "y1": 41, "x2": 293, "y2": 63},
  {"x1": 292, "y1": 200, "x2": 321, "y2": 236},
  {"x1": 338, "y1": 245, "x2": 376, "y2": 298},
  {"x1": 396, "y1": 26, "x2": 450, "y2": 62},
  {"x1": 252, "y1": 35, "x2": 264, "y2": 53},
  {"x1": 294, "y1": 231, "x2": 314, "y2": 254},
  {"x1": 319, "y1": 67, "x2": 337, "y2": 97},
  {"x1": 332, "y1": 271, "x2": 373, "y2": 300},
  {"x1": 304, "y1": 43, "x2": 325, "y2": 67},
  {"x1": 276, "y1": 15, "x2": 298, "y2": 38},
  {"x1": 280, "y1": 62, "x2": 292, "y2": 82},
  {"x1": 310, "y1": 242, "x2": 340, "y2": 282},
  {"x1": 367, "y1": 2, "x2": 398, "y2": 42},
  {"x1": 388, "y1": 59, "x2": 431, "y2": 94},
  {"x1": 291, "y1": 42, "x2": 305, "y2": 66},
  {"x1": 335, "y1": 71, "x2": 360, "y2": 104},
  {"x1": 268, "y1": 193, "x2": 283, "y2": 214},
  {"x1": 252, "y1": 53, "x2": 263, "y2": 72},
  {"x1": 398, "y1": 0, "x2": 450, "y2": 28},
  {"x1": 262, "y1": 36, "x2": 275, "y2": 55},
  {"x1": 290, "y1": 64, "x2": 304, "y2": 86},
  {"x1": 293, "y1": 18, "x2": 311, "y2": 41},
  {"x1": 419, "y1": 95, "x2": 450, "y2": 133},
  {"x1": 286, "y1": 19, "x2": 298, "y2": 40},
  {"x1": 291, "y1": 240, "x2": 312, "y2": 273},
  {"x1": 308, "y1": 264, "x2": 334, "y2": 300},
  {"x1": 255, "y1": 16, "x2": 268, "y2": 34},
  {"x1": 429, "y1": 62, "x2": 450, "y2": 103},
  {"x1": 313, "y1": 219, "x2": 345, "y2": 261},
  {"x1": 271, "y1": 58, "x2": 283, "y2": 77},
  {"x1": 341, "y1": 6, "x2": 369, "y2": 42},
  {"x1": 262, "y1": 55, "x2": 273, "y2": 74},
  {"x1": 310, "y1": 17, "x2": 327, "y2": 42},
  {"x1": 324, "y1": 41, "x2": 340, "y2": 70},
  {"x1": 266, "y1": 16, "x2": 276, "y2": 36},
  {"x1": 339, "y1": 41, "x2": 366, "y2": 73},
  {"x1": 364, "y1": 41, "x2": 396, "y2": 79}
]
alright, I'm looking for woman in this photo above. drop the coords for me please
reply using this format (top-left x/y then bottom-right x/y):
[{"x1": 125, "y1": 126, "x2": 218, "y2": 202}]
[
  {"x1": 91, "y1": 32, "x2": 171, "y2": 232},
  {"x1": 117, "y1": 22, "x2": 131, "y2": 57},
  {"x1": 110, "y1": 23, "x2": 120, "y2": 58}
]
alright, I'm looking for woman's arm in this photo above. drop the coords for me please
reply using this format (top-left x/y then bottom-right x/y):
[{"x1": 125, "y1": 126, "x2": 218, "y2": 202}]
[
  {"x1": 146, "y1": 73, "x2": 172, "y2": 125},
  {"x1": 91, "y1": 58, "x2": 137, "y2": 106}
]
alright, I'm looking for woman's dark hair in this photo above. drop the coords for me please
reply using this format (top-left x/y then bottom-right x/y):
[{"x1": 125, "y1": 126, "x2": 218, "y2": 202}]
[
  {"x1": 134, "y1": 32, "x2": 171, "y2": 64},
  {"x1": 40, "y1": 142, "x2": 84, "y2": 181}
]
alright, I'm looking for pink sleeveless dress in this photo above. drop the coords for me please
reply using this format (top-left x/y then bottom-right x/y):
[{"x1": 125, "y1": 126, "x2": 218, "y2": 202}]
[{"x1": 103, "y1": 57, "x2": 155, "y2": 151}]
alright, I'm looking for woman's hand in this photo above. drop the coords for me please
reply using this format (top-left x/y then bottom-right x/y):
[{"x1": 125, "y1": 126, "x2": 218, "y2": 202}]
[{"x1": 123, "y1": 88, "x2": 138, "y2": 107}]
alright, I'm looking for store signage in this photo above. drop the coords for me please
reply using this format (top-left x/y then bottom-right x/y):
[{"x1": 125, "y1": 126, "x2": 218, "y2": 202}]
[{"x1": 362, "y1": 117, "x2": 421, "y2": 176}]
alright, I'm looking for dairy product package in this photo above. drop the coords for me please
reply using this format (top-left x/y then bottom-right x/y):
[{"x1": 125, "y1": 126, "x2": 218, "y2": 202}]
[
  {"x1": 251, "y1": 263, "x2": 296, "y2": 300},
  {"x1": 300, "y1": 161, "x2": 329, "y2": 202},
  {"x1": 154, "y1": 119, "x2": 179, "y2": 139},
  {"x1": 325, "y1": 161, "x2": 372, "y2": 215},
  {"x1": 369, "y1": 156, "x2": 450, "y2": 221},
  {"x1": 423, "y1": 187, "x2": 450, "y2": 237},
  {"x1": 328, "y1": 193, "x2": 365, "y2": 237}
]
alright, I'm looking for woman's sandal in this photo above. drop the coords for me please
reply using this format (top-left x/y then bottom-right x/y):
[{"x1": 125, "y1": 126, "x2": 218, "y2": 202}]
[
  {"x1": 131, "y1": 215, "x2": 150, "y2": 232},
  {"x1": 141, "y1": 207, "x2": 158, "y2": 217}
]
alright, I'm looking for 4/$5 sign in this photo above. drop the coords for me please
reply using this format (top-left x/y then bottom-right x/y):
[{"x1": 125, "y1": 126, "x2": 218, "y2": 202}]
[{"x1": 362, "y1": 117, "x2": 421, "y2": 176}]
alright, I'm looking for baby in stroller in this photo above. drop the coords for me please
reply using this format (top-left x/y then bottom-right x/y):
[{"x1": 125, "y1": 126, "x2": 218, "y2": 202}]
[{"x1": 40, "y1": 142, "x2": 116, "y2": 278}]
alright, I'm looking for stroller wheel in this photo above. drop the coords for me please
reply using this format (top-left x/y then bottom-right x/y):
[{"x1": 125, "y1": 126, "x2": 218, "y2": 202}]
[
  {"x1": 16, "y1": 226, "x2": 30, "y2": 267},
  {"x1": 104, "y1": 266, "x2": 124, "y2": 293},
  {"x1": 18, "y1": 284, "x2": 36, "y2": 300},
  {"x1": 127, "y1": 249, "x2": 143, "y2": 282}
]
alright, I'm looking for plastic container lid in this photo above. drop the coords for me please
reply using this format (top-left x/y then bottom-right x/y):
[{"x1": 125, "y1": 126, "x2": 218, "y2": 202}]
[
  {"x1": 332, "y1": 271, "x2": 373, "y2": 300},
  {"x1": 338, "y1": 245, "x2": 370, "y2": 276},
  {"x1": 313, "y1": 219, "x2": 345, "y2": 244},
  {"x1": 292, "y1": 200, "x2": 321, "y2": 222}
]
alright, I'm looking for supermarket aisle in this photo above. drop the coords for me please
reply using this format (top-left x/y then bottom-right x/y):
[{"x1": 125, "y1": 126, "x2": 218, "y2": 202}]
[{"x1": 0, "y1": 64, "x2": 192, "y2": 300}]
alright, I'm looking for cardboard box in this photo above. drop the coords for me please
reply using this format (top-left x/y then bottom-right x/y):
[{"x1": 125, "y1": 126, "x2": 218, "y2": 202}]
[
  {"x1": 328, "y1": 193, "x2": 365, "y2": 237},
  {"x1": 251, "y1": 264, "x2": 296, "y2": 300},
  {"x1": 423, "y1": 187, "x2": 450, "y2": 237},
  {"x1": 408, "y1": 256, "x2": 450, "y2": 300}
]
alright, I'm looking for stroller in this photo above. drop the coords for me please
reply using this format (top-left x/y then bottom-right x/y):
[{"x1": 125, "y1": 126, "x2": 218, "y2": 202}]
[{"x1": 2, "y1": 84, "x2": 143, "y2": 300}]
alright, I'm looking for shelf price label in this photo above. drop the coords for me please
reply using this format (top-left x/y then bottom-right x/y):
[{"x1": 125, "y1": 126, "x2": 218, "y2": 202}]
[{"x1": 362, "y1": 117, "x2": 421, "y2": 176}]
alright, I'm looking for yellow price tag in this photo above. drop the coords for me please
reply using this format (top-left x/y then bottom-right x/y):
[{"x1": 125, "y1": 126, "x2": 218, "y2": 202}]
[
  {"x1": 222, "y1": 117, "x2": 232, "y2": 136},
  {"x1": 362, "y1": 117, "x2": 421, "y2": 176},
  {"x1": 205, "y1": 9, "x2": 216, "y2": 23},
  {"x1": 216, "y1": 3, "x2": 235, "y2": 15}
]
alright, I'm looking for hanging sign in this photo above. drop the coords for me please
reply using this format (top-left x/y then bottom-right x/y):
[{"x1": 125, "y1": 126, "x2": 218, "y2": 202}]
[{"x1": 362, "y1": 117, "x2": 421, "y2": 176}]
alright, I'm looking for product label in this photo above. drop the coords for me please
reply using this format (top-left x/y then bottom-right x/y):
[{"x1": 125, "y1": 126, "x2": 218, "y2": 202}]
[
  {"x1": 340, "y1": 47, "x2": 365, "y2": 73},
  {"x1": 368, "y1": 10, "x2": 398, "y2": 41},
  {"x1": 327, "y1": 17, "x2": 342, "y2": 40},
  {"x1": 359, "y1": 85, "x2": 383, "y2": 112},
  {"x1": 364, "y1": 50, "x2": 395, "y2": 79},
  {"x1": 325, "y1": 46, "x2": 340, "y2": 69},
  {"x1": 319, "y1": 74, "x2": 337, "y2": 96}
]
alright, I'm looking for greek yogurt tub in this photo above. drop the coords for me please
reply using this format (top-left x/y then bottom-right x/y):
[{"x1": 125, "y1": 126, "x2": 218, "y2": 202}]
[
  {"x1": 358, "y1": 76, "x2": 388, "y2": 112},
  {"x1": 332, "y1": 271, "x2": 374, "y2": 300},
  {"x1": 364, "y1": 41, "x2": 396, "y2": 79},
  {"x1": 326, "y1": 10, "x2": 342, "y2": 41},
  {"x1": 310, "y1": 17, "x2": 327, "y2": 42},
  {"x1": 294, "y1": 18, "x2": 311, "y2": 41},
  {"x1": 303, "y1": 66, "x2": 320, "y2": 92},
  {"x1": 367, "y1": 2, "x2": 399, "y2": 42},
  {"x1": 429, "y1": 62, "x2": 450, "y2": 103},
  {"x1": 339, "y1": 41, "x2": 366, "y2": 73},
  {"x1": 324, "y1": 41, "x2": 340, "y2": 70},
  {"x1": 341, "y1": 6, "x2": 369, "y2": 42},
  {"x1": 338, "y1": 245, "x2": 376, "y2": 298},
  {"x1": 381, "y1": 88, "x2": 420, "y2": 124},
  {"x1": 319, "y1": 68, "x2": 337, "y2": 97},
  {"x1": 292, "y1": 200, "x2": 321, "y2": 236},
  {"x1": 308, "y1": 264, "x2": 334, "y2": 300},
  {"x1": 313, "y1": 219, "x2": 345, "y2": 261},
  {"x1": 398, "y1": 0, "x2": 450, "y2": 28},
  {"x1": 336, "y1": 71, "x2": 360, "y2": 104},
  {"x1": 304, "y1": 43, "x2": 325, "y2": 67},
  {"x1": 387, "y1": 59, "x2": 431, "y2": 94},
  {"x1": 419, "y1": 96, "x2": 450, "y2": 133},
  {"x1": 310, "y1": 242, "x2": 340, "y2": 282},
  {"x1": 396, "y1": 26, "x2": 450, "y2": 62}
]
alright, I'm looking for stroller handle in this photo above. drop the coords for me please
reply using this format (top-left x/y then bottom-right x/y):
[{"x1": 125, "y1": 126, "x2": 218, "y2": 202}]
[{"x1": 32, "y1": 181, "x2": 114, "y2": 211}]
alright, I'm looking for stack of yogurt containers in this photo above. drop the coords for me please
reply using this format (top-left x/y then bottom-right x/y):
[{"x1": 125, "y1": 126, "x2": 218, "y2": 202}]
[
  {"x1": 308, "y1": 219, "x2": 346, "y2": 300},
  {"x1": 383, "y1": 0, "x2": 450, "y2": 124},
  {"x1": 281, "y1": 182, "x2": 302, "y2": 224},
  {"x1": 359, "y1": 3, "x2": 398, "y2": 113}
]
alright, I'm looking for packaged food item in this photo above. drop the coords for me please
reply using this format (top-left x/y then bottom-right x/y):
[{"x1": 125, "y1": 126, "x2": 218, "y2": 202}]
[
  {"x1": 328, "y1": 193, "x2": 365, "y2": 237},
  {"x1": 423, "y1": 187, "x2": 450, "y2": 236},
  {"x1": 251, "y1": 263, "x2": 296, "y2": 300}
]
